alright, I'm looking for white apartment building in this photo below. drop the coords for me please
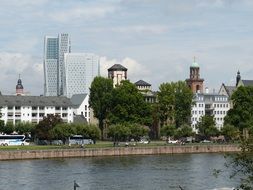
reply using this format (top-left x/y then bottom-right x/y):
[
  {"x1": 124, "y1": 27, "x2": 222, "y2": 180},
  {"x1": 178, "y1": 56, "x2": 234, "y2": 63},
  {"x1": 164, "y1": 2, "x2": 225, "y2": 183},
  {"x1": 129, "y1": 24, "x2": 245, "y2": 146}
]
[
  {"x1": 70, "y1": 94, "x2": 90, "y2": 122},
  {"x1": 191, "y1": 93, "x2": 230, "y2": 132},
  {"x1": 44, "y1": 33, "x2": 71, "y2": 96},
  {"x1": 0, "y1": 95, "x2": 73, "y2": 125},
  {"x1": 64, "y1": 53, "x2": 100, "y2": 98}
]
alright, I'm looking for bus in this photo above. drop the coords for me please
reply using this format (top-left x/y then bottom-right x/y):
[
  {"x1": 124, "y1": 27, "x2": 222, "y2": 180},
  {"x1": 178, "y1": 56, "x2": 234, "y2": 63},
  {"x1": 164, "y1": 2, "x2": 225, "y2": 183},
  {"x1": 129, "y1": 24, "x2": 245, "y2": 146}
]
[
  {"x1": 68, "y1": 135, "x2": 93, "y2": 145},
  {"x1": 0, "y1": 135, "x2": 30, "y2": 146}
]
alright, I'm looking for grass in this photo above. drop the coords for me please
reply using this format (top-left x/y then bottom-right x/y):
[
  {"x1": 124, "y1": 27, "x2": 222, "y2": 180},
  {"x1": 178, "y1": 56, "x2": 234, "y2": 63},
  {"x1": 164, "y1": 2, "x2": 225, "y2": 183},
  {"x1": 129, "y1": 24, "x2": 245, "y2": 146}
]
[{"x1": 0, "y1": 140, "x2": 237, "y2": 151}]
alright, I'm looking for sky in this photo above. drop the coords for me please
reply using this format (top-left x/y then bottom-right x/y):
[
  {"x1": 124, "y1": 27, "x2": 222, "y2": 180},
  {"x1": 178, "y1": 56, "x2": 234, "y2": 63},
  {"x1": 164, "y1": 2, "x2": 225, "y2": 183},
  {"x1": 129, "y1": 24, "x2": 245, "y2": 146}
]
[{"x1": 0, "y1": 0, "x2": 253, "y2": 95}]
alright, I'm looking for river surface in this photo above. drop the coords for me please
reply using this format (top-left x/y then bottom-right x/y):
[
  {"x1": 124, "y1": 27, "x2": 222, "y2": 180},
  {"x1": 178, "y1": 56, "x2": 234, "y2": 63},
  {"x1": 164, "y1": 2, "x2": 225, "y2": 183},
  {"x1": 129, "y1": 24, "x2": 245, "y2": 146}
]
[{"x1": 0, "y1": 153, "x2": 239, "y2": 190}]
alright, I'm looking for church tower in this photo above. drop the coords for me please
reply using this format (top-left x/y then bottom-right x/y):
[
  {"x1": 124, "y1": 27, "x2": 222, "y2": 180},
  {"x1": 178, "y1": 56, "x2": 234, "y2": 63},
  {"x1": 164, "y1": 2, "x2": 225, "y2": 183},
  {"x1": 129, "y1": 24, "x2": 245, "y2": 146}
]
[
  {"x1": 186, "y1": 58, "x2": 204, "y2": 93},
  {"x1": 16, "y1": 75, "x2": 24, "y2": 96},
  {"x1": 236, "y1": 70, "x2": 241, "y2": 87}
]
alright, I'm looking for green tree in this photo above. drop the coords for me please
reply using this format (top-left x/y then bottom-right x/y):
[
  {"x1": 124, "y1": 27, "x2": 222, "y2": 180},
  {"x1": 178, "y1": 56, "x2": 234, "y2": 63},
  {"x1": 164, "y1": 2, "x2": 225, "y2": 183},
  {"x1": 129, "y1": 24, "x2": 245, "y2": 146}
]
[
  {"x1": 35, "y1": 114, "x2": 63, "y2": 141},
  {"x1": 157, "y1": 81, "x2": 193, "y2": 128},
  {"x1": 197, "y1": 115, "x2": 219, "y2": 139},
  {"x1": 220, "y1": 86, "x2": 253, "y2": 189},
  {"x1": 150, "y1": 103, "x2": 160, "y2": 139},
  {"x1": 15, "y1": 122, "x2": 35, "y2": 137},
  {"x1": 73, "y1": 123, "x2": 101, "y2": 143},
  {"x1": 128, "y1": 123, "x2": 150, "y2": 141},
  {"x1": 108, "y1": 80, "x2": 152, "y2": 126},
  {"x1": 51, "y1": 123, "x2": 76, "y2": 144},
  {"x1": 222, "y1": 136, "x2": 253, "y2": 189},
  {"x1": 108, "y1": 124, "x2": 131, "y2": 142},
  {"x1": 174, "y1": 81, "x2": 193, "y2": 127},
  {"x1": 221, "y1": 124, "x2": 239, "y2": 142},
  {"x1": 2, "y1": 122, "x2": 15, "y2": 134},
  {"x1": 86, "y1": 124, "x2": 101, "y2": 144},
  {"x1": 160, "y1": 125, "x2": 176, "y2": 141},
  {"x1": 89, "y1": 76, "x2": 113, "y2": 139},
  {"x1": 157, "y1": 82, "x2": 176, "y2": 127},
  {"x1": 0, "y1": 120, "x2": 5, "y2": 133},
  {"x1": 225, "y1": 86, "x2": 253, "y2": 132},
  {"x1": 175, "y1": 124, "x2": 194, "y2": 139}
]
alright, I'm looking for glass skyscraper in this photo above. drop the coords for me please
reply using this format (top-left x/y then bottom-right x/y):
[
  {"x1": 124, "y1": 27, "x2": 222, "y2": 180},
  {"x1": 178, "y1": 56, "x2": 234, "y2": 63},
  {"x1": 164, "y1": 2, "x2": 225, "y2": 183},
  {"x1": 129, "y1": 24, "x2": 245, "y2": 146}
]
[
  {"x1": 64, "y1": 53, "x2": 100, "y2": 98},
  {"x1": 44, "y1": 34, "x2": 71, "y2": 96}
]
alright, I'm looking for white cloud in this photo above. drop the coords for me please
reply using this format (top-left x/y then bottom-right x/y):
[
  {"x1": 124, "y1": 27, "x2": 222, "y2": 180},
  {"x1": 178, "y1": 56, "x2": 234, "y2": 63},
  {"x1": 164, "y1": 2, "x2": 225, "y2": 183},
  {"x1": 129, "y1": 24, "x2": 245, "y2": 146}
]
[
  {"x1": 111, "y1": 25, "x2": 168, "y2": 34},
  {"x1": 0, "y1": 52, "x2": 43, "y2": 95},
  {"x1": 49, "y1": 5, "x2": 118, "y2": 22},
  {"x1": 100, "y1": 56, "x2": 151, "y2": 83}
]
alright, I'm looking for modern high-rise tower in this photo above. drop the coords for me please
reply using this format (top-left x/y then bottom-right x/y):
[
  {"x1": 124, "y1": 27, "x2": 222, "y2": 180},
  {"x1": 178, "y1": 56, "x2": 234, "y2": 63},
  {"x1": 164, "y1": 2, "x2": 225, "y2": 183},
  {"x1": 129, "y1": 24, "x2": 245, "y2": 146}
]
[
  {"x1": 44, "y1": 33, "x2": 71, "y2": 96},
  {"x1": 64, "y1": 53, "x2": 100, "y2": 98}
]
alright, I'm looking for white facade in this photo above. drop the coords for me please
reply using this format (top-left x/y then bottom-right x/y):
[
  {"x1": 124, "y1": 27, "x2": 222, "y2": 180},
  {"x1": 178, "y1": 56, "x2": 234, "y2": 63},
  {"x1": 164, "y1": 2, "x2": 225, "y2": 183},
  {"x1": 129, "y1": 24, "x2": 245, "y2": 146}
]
[
  {"x1": 72, "y1": 94, "x2": 90, "y2": 122},
  {"x1": 191, "y1": 93, "x2": 230, "y2": 132},
  {"x1": 44, "y1": 34, "x2": 71, "y2": 96},
  {"x1": 64, "y1": 53, "x2": 100, "y2": 98},
  {"x1": 0, "y1": 96, "x2": 73, "y2": 125}
]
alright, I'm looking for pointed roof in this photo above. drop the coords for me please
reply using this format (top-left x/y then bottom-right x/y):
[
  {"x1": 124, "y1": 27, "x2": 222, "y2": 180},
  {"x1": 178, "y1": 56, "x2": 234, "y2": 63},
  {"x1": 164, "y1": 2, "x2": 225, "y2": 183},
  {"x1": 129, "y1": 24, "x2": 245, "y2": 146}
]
[
  {"x1": 190, "y1": 57, "x2": 199, "y2": 68},
  {"x1": 241, "y1": 80, "x2": 253, "y2": 86},
  {"x1": 70, "y1": 94, "x2": 88, "y2": 108},
  {"x1": 135, "y1": 80, "x2": 151, "y2": 86},
  {"x1": 108, "y1": 64, "x2": 127, "y2": 71},
  {"x1": 16, "y1": 75, "x2": 24, "y2": 90},
  {"x1": 219, "y1": 83, "x2": 236, "y2": 97}
]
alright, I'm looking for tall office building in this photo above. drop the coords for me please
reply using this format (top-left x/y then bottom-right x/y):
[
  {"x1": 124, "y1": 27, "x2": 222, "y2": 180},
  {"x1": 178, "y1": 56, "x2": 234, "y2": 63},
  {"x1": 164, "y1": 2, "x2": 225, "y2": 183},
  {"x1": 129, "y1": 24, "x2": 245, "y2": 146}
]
[
  {"x1": 64, "y1": 53, "x2": 100, "y2": 98},
  {"x1": 44, "y1": 34, "x2": 71, "y2": 96}
]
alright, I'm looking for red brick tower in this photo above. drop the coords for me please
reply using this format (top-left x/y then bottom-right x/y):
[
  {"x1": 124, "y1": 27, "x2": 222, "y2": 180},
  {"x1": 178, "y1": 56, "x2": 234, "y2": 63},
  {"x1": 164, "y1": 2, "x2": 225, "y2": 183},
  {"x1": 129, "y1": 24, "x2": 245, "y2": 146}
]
[{"x1": 186, "y1": 58, "x2": 204, "y2": 93}]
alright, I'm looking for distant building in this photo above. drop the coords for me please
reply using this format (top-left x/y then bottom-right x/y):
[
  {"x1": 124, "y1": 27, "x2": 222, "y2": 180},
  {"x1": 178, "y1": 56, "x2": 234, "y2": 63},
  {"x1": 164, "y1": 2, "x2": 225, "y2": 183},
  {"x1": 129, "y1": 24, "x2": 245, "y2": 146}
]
[
  {"x1": 219, "y1": 71, "x2": 253, "y2": 98},
  {"x1": 135, "y1": 80, "x2": 151, "y2": 91},
  {"x1": 70, "y1": 94, "x2": 90, "y2": 123},
  {"x1": 16, "y1": 76, "x2": 24, "y2": 96},
  {"x1": 44, "y1": 33, "x2": 71, "y2": 96},
  {"x1": 185, "y1": 59, "x2": 229, "y2": 131},
  {"x1": 191, "y1": 93, "x2": 230, "y2": 132},
  {"x1": 186, "y1": 59, "x2": 204, "y2": 93},
  {"x1": 135, "y1": 80, "x2": 157, "y2": 103},
  {"x1": 219, "y1": 84, "x2": 236, "y2": 98},
  {"x1": 108, "y1": 64, "x2": 127, "y2": 87},
  {"x1": 0, "y1": 95, "x2": 73, "y2": 125},
  {"x1": 64, "y1": 53, "x2": 100, "y2": 98}
]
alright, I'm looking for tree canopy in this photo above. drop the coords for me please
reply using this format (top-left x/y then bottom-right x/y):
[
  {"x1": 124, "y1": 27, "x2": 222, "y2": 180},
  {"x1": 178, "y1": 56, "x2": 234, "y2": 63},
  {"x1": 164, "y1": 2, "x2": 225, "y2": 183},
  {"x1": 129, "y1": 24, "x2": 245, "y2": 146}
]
[
  {"x1": 196, "y1": 115, "x2": 219, "y2": 139},
  {"x1": 108, "y1": 80, "x2": 152, "y2": 126},
  {"x1": 89, "y1": 76, "x2": 113, "y2": 138},
  {"x1": 34, "y1": 114, "x2": 63, "y2": 140},
  {"x1": 157, "y1": 81, "x2": 193, "y2": 128},
  {"x1": 225, "y1": 86, "x2": 253, "y2": 131}
]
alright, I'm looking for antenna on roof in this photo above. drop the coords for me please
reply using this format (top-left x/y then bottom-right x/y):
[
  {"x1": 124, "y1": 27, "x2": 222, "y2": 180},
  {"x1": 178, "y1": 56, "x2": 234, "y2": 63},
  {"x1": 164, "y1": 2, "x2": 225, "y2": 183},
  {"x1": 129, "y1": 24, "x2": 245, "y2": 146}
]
[{"x1": 193, "y1": 56, "x2": 196, "y2": 62}]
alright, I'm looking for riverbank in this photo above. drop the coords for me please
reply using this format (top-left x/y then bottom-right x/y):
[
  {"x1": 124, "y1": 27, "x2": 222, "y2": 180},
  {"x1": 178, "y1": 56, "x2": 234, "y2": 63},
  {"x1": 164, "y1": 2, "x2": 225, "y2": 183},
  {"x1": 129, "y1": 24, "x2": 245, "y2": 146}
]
[{"x1": 0, "y1": 144, "x2": 240, "y2": 160}]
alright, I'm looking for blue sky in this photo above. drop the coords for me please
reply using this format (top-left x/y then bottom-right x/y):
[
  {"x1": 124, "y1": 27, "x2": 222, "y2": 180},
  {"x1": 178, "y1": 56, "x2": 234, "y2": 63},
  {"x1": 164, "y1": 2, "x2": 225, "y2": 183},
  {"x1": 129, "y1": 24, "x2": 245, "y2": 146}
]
[{"x1": 0, "y1": 0, "x2": 253, "y2": 95}]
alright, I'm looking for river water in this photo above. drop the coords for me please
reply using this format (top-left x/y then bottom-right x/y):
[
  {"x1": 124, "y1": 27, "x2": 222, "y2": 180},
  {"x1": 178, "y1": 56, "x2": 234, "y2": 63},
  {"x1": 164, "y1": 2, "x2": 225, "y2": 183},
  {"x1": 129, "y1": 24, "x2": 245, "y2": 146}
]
[{"x1": 0, "y1": 153, "x2": 239, "y2": 190}]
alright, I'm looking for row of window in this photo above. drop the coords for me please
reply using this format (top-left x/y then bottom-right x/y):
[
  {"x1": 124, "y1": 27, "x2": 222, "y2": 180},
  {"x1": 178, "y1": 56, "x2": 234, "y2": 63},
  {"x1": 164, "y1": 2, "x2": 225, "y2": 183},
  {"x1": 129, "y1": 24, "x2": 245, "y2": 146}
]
[
  {"x1": 214, "y1": 104, "x2": 229, "y2": 108},
  {"x1": 192, "y1": 117, "x2": 224, "y2": 123},
  {"x1": 7, "y1": 106, "x2": 69, "y2": 110},
  {"x1": 214, "y1": 110, "x2": 227, "y2": 115},
  {"x1": 193, "y1": 103, "x2": 229, "y2": 108},
  {"x1": 192, "y1": 110, "x2": 204, "y2": 115},
  {"x1": 6, "y1": 113, "x2": 71, "y2": 118}
]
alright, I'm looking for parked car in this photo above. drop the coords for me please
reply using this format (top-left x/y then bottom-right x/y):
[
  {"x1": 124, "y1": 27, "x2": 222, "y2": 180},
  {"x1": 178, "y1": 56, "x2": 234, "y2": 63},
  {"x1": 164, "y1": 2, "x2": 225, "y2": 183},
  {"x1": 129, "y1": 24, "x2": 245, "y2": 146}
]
[
  {"x1": 201, "y1": 139, "x2": 211, "y2": 143},
  {"x1": 167, "y1": 139, "x2": 179, "y2": 144},
  {"x1": 139, "y1": 139, "x2": 149, "y2": 144}
]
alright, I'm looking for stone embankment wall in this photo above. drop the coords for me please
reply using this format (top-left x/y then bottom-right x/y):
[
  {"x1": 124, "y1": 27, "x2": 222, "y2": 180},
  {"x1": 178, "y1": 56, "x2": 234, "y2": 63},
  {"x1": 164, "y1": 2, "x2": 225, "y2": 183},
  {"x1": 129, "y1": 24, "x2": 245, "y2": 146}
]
[{"x1": 0, "y1": 145, "x2": 240, "y2": 161}]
